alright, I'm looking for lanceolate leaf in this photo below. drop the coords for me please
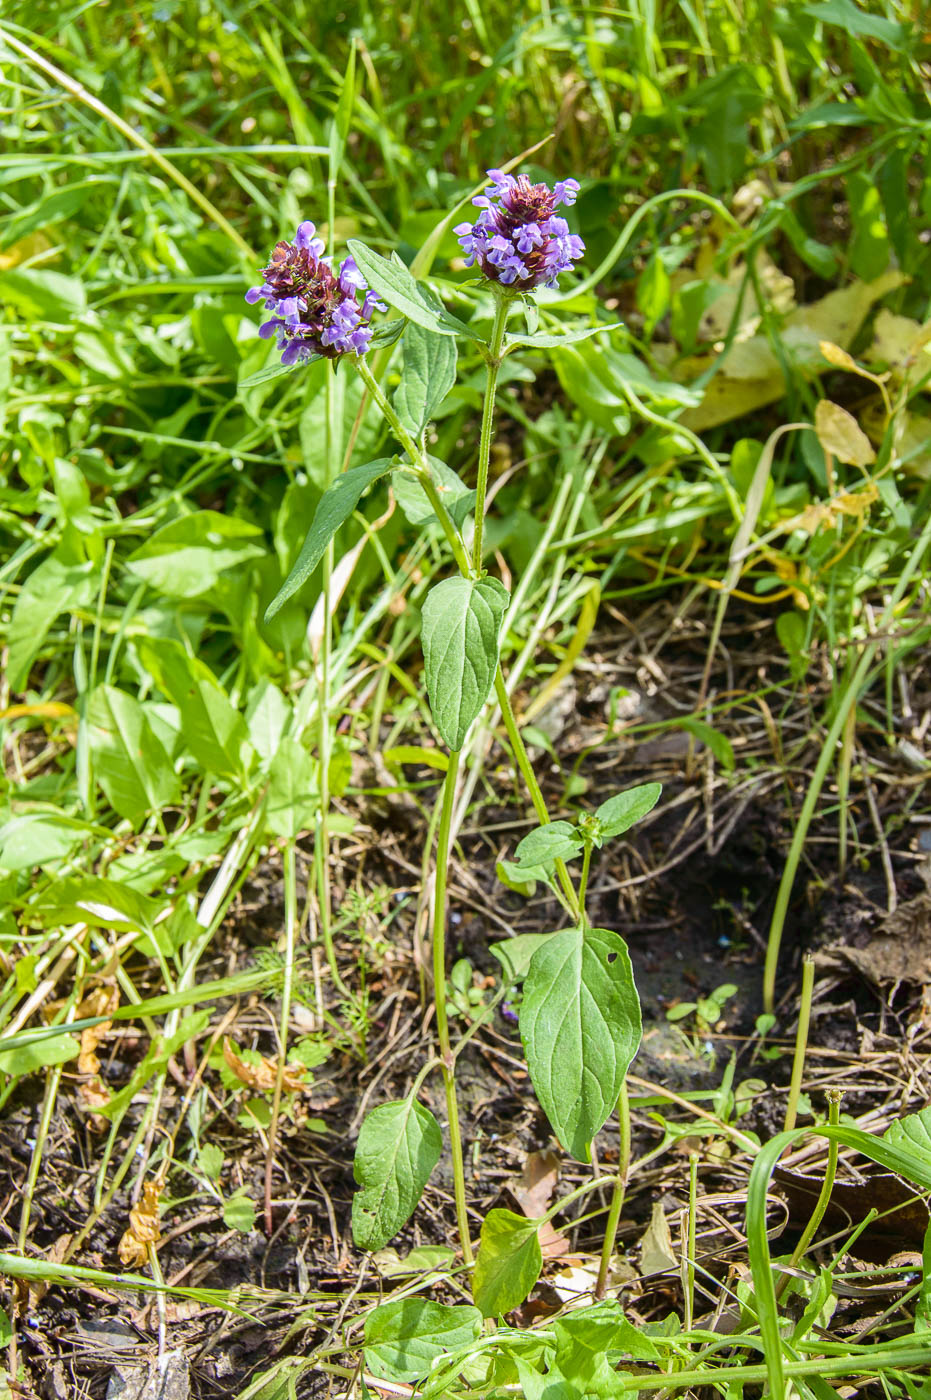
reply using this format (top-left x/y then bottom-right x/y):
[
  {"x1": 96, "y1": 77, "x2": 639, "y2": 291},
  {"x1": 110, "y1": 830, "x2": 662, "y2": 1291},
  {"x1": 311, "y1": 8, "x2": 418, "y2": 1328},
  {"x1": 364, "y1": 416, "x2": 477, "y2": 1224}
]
[
  {"x1": 472, "y1": 1208, "x2": 543, "y2": 1319},
  {"x1": 520, "y1": 926, "x2": 641, "y2": 1162},
  {"x1": 264, "y1": 458, "x2": 394, "y2": 621},
  {"x1": 421, "y1": 576, "x2": 509, "y2": 750},
  {"x1": 505, "y1": 322, "x2": 622, "y2": 350},
  {"x1": 347, "y1": 241, "x2": 473, "y2": 339},
  {"x1": 394, "y1": 322, "x2": 457, "y2": 438},
  {"x1": 364, "y1": 1298, "x2": 482, "y2": 1382},
  {"x1": 352, "y1": 1095, "x2": 442, "y2": 1251},
  {"x1": 595, "y1": 782, "x2": 662, "y2": 840}
]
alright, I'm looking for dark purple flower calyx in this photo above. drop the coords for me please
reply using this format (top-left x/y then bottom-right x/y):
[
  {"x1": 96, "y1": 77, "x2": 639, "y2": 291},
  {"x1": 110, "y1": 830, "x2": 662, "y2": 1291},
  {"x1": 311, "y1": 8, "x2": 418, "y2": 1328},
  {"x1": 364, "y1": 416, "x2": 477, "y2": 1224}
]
[
  {"x1": 245, "y1": 222, "x2": 385, "y2": 365},
  {"x1": 455, "y1": 169, "x2": 585, "y2": 291}
]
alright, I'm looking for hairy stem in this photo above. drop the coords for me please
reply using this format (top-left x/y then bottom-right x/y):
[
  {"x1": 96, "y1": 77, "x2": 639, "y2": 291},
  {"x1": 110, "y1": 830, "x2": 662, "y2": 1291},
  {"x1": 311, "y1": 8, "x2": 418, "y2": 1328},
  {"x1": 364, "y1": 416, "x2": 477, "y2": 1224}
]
[
  {"x1": 354, "y1": 356, "x2": 471, "y2": 577},
  {"x1": 472, "y1": 296, "x2": 510, "y2": 571}
]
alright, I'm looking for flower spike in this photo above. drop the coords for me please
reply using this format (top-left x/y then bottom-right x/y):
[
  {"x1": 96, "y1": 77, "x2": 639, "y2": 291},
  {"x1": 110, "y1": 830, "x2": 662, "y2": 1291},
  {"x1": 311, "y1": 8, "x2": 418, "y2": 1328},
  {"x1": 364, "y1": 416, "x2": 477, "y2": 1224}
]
[
  {"x1": 245, "y1": 221, "x2": 385, "y2": 364},
  {"x1": 455, "y1": 169, "x2": 584, "y2": 291}
]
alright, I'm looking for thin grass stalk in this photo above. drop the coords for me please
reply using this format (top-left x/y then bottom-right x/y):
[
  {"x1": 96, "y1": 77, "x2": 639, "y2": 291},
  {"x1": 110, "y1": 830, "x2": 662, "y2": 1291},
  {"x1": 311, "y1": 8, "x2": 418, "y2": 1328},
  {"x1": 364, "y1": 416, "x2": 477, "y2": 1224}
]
[
  {"x1": 783, "y1": 953, "x2": 815, "y2": 1133},
  {"x1": 594, "y1": 1082, "x2": 631, "y2": 1299},
  {"x1": 494, "y1": 670, "x2": 581, "y2": 922},
  {"x1": 264, "y1": 840, "x2": 298, "y2": 1234},
  {"x1": 764, "y1": 506, "x2": 931, "y2": 1012},
  {"x1": 431, "y1": 750, "x2": 473, "y2": 1266},
  {"x1": 778, "y1": 1091, "x2": 843, "y2": 1295},
  {"x1": 0, "y1": 27, "x2": 254, "y2": 258}
]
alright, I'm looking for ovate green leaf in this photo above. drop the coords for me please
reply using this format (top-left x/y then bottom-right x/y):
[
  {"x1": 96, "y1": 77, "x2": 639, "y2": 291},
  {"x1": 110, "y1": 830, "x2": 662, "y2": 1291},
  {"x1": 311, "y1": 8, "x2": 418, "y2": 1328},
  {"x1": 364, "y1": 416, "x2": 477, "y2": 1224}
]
[
  {"x1": 513, "y1": 821, "x2": 582, "y2": 869},
  {"x1": 884, "y1": 1105, "x2": 931, "y2": 1164},
  {"x1": 394, "y1": 322, "x2": 457, "y2": 438},
  {"x1": 364, "y1": 1298, "x2": 482, "y2": 1382},
  {"x1": 352, "y1": 1095, "x2": 442, "y2": 1251},
  {"x1": 472, "y1": 1208, "x2": 543, "y2": 1319},
  {"x1": 126, "y1": 511, "x2": 264, "y2": 598},
  {"x1": 394, "y1": 459, "x2": 474, "y2": 529},
  {"x1": 347, "y1": 241, "x2": 473, "y2": 339},
  {"x1": 6, "y1": 553, "x2": 95, "y2": 692},
  {"x1": 595, "y1": 783, "x2": 662, "y2": 841},
  {"x1": 264, "y1": 737, "x2": 318, "y2": 839},
  {"x1": 86, "y1": 685, "x2": 180, "y2": 822},
  {"x1": 520, "y1": 927, "x2": 641, "y2": 1162},
  {"x1": 421, "y1": 576, "x2": 509, "y2": 750},
  {"x1": 0, "y1": 1031, "x2": 79, "y2": 1077}
]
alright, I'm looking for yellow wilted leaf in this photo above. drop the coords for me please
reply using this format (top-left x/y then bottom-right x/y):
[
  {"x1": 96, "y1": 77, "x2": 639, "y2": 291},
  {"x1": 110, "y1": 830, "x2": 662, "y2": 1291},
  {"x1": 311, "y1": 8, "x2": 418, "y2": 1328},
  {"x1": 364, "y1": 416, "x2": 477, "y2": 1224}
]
[
  {"x1": 0, "y1": 701, "x2": 77, "y2": 722},
  {"x1": 819, "y1": 340, "x2": 859, "y2": 373},
  {"x1": 795, "y1": 483, "x2": 879, "y2": 534},
  {"x1": 679, "y1": 270, "x2": 905, "y2": 432},
  {"x1": 867, "y1": 308, "x2": 931, "y2": 372},
  {"x1": 0, "y1": 232, "x2": 55, "y2": 271},
  {"x1": 223, "y1": 1037, "x2": 307, "y2": 1094},
  {"x1": 118, "y1": 1178, "x2": 163, "y2": 1267},
  {"x1": 814, "y1": 400, "x2": 876, "y2": 468}
]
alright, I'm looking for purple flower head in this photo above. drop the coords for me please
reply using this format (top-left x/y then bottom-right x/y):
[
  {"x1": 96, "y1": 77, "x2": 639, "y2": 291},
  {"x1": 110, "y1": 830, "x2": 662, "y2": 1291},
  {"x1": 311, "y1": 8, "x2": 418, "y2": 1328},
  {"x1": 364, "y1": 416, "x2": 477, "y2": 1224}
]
[
  {"x1": 245, "y1": 222, "x2": 385, "y2": 363},
  {"x1": 455, "y1": 169, "x2": 584, "y2": 292}
]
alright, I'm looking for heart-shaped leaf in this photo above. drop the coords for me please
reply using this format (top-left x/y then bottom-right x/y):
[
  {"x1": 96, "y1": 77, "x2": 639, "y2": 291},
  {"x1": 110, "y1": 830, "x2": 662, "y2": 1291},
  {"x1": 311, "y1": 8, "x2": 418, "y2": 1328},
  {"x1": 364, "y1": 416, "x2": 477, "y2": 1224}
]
[{"x1": 521, "y1": 926, "x2": 641, "y2": 1162}]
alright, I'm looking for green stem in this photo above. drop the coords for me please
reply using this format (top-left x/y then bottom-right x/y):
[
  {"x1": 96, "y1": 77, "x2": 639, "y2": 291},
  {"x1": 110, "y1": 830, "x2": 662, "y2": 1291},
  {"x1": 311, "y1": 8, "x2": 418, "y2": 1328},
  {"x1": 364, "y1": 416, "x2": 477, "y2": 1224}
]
[
  {"x1": 471, "y1": 296, "x2": 510, "y2": 572},
  {"x1": 314, "y1": 361, "x2": 348, "y2": 998},
  {"x1": 354, "y1": 355, "x2": 471, "y2": 577},
  {"x1": 776, "y1": 1092, "x2": 842, "y2": 1299},
  {"x1": 432, "y1": 750, "x2": 473, "y2": 1266},
  {"x1": 783, "y1": 953, "x2": 814, "y2": 1133},
  {"x1": 494, "y1": 669, "x2": 581, "y2": 922},
  {"x1": 595, "y1": 1081, "x2": 631, "y2": 1299},
  {"x1": 684, "y1": 1150, "x2": 698, "y2": 1333},
  {"x1": 18, "y1": 1061, "x2": 66, "y2": 1251},
  {"x1": 577, "y1": 841, "x2": 592, "y2": 917}
]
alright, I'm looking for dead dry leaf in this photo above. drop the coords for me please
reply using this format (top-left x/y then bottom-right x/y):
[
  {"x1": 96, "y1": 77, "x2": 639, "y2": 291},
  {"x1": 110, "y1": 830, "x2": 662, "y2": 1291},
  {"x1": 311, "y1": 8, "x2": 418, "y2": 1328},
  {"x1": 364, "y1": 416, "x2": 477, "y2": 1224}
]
[
  {"x1": 793, "y1": 482, "x2": 879, "y2": 535},
  {"x1": 679, "y1": 270, "x2": 906, "y2": 432},
  {"x1": 775, "y1": 1166, "x2": 929, "y2": 1262},
  {"x1": 816, "y1": 860, "x2": 931, "y2": 987},
  {"x1": 511, "y1": 1149, "x2": 569, "y2": 1260},
  {"x1": 222, "y1": 1037, "x2": 308, "y2": 1094},
  {"x1": 814, "y1": 400, "x2": 876, "y2": 468},
  {"x1": 638, "y1": 1200, "x2": 678, "y2": 1276},
  {"x1": 118, "y1": 1179, "x2": 163, "y2": 1268},
  {"x1": 513, "y1": 1149, "x2": 560, "y2": 1217}
]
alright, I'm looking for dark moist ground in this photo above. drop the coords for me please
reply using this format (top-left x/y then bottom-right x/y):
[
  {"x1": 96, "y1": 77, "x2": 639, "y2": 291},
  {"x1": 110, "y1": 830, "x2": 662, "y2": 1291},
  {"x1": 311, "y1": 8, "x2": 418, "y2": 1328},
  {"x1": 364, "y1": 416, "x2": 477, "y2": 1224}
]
[{"x1": 4, "y1": 595, "x2": 931, "y2": 1398}]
